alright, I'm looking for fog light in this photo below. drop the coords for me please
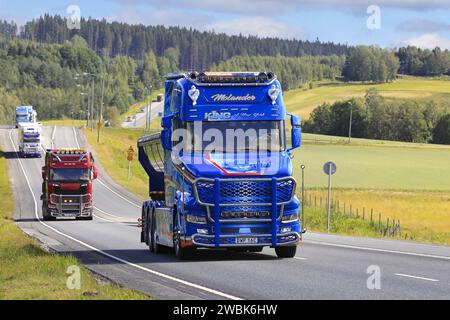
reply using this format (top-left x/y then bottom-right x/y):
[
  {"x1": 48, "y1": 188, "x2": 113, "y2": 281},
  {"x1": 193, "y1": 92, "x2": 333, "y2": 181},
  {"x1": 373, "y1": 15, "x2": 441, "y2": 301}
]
[
  {"x1": 281, "y1": 227, "x2": 291, "y2": 233},
  {"x1": 197, "y1": 229, "x2": 208, "y2": 234}
]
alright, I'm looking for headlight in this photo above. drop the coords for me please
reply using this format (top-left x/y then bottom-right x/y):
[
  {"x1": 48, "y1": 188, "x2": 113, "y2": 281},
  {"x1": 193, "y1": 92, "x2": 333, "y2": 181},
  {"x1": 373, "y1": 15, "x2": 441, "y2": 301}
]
[
  {"x1": 186, "y1": 214, "x2": 207, "y2": 224},
  {"x1": 282, "y1": 213, "x2": 299, "y2": 223}
]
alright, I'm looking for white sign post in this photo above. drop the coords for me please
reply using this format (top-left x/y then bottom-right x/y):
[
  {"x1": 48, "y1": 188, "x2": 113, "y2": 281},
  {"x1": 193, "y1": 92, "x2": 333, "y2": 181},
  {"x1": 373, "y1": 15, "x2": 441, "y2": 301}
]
[{"x1": 323, "y1": 161, "x2": 337, "y2": 233}]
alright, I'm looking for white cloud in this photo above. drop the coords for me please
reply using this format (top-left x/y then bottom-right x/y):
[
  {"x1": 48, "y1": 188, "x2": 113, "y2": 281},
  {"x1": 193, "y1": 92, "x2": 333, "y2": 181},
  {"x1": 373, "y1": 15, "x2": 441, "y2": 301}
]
[
  {"x1": 207, "y1": 16, "x2": 307, "y2": 39},
  {"x1": 404, "y1": 33, "x2": 450, "y2": 49},
  {"x1": 115, "y1": 0, "x2": 450, "y2": 15}
]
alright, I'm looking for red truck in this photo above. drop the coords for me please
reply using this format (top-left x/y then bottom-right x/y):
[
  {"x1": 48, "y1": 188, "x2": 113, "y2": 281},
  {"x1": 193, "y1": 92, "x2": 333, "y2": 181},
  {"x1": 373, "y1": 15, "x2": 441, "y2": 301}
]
[{"x1": 40, "y1": 149, "x2": 98, "y2": 220}]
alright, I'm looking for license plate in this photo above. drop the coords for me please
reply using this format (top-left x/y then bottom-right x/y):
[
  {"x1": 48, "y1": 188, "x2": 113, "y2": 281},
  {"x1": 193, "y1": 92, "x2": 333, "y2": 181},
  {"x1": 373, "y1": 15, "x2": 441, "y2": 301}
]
[
  {"x1": 235, "y1": 237, "x2": 258, "y2": 244},
  {"x1": 62, "y1": 213, "x2": 78, "y2": 217}
]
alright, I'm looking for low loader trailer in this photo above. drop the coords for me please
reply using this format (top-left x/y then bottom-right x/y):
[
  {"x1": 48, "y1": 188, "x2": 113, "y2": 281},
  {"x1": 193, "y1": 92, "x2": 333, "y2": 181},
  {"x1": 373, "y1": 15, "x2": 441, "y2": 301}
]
[{"x1": 138, "y1": 72, "x2": 303, "y2": 259}]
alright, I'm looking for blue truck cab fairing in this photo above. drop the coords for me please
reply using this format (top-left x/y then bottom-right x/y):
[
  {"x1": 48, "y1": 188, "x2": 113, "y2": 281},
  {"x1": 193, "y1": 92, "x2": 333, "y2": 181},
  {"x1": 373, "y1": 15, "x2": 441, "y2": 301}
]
[
  {"x1": 138, "y1": 72, "x2": 302, "y2": 259},
  {"x1": 15, "y1": 106, "x2": 34, "y2": 128}
]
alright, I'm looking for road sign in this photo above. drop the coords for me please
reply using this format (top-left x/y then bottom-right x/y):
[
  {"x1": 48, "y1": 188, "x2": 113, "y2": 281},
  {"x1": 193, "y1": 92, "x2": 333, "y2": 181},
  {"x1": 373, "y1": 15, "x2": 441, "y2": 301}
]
[
  {"x1": 127, "y1": 146, "x2": 135, "y2": 162},
  {"x1": 323, "y1": 161, "x2": 336, "y2": 175},
  {"x1": 323, "y1": 161, "x2": 337, "y2": 233}
]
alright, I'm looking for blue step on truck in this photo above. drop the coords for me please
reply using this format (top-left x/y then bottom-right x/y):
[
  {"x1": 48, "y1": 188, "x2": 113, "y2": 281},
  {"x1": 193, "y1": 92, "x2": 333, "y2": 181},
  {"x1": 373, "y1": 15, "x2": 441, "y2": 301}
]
[{"x1": 138, "y1": 72, "x2": 303, "y2": 259}]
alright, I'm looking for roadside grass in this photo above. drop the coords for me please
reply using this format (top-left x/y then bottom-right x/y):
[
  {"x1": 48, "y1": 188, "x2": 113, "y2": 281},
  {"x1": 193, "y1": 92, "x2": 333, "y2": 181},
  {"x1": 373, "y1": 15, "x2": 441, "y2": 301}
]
[
  {"x1": 83, "y1": 127, "x2": 150, "y2": 199},
  {"x1": 302, "y1": 188, "x2": 450, "y2": 245},
  {"x1": 41, "y1": 119, "x2": 86, "y2": 127},
  {"x1": 302, "y1": 133, "x2": 450, "y2": 149},
  {"x1": 283, "y1": 76, "x2": 450, "y2": 119},
  {"x1": 0, "y1": 150, "x2": 148, "y2": 299}
]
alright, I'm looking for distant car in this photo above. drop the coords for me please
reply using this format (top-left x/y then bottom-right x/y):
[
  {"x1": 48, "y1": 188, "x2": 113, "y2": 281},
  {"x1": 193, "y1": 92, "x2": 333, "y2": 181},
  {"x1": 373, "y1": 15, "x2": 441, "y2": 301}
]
[
  {"x1": 126, "y1": 116, "x2": 132, "y2": 122},
  {"x1": 140, "y1": 107, "x2": 145, "y2": 113}
]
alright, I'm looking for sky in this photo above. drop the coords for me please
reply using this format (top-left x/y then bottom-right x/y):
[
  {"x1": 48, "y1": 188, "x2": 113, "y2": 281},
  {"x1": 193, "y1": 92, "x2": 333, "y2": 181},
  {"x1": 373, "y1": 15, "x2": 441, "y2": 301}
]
[{"x1": 1, "y1": 0, "x2": 450, "y2": 49}]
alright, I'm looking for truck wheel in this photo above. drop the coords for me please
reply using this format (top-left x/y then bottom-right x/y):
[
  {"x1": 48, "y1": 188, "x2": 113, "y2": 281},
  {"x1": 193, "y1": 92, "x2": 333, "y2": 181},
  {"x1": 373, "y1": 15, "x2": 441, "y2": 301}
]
[
  {"x1": 150, "y1": 208, "x2": 165, "y2": 254},
  {"x1": 275, "y1": 245, "x2": 297, "y2": 258},
  {"x1": 147, "y1": 207, "x2": 154, "y2": 252},
  {"x1": 173, "y1": 211, "x2": 195, "y2": 260},
  {"x1": 41, "y1": 202, "x2": 55, "y2": 221}
]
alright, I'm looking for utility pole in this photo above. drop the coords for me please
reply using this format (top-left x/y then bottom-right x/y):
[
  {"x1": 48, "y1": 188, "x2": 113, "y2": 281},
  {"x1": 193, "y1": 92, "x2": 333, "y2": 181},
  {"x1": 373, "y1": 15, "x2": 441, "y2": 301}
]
[
  {"x1": 301, "y1": 164, "x2": 305, "y2": 230},
  {"x1": 97, "y1": 73, "x2": 106, "y2": 143},
  {"x1": 90, "y1": 78, "x2": 95, "y2": 131},
  {"x1": 348, "y1": 101, "x2": 353, "y2": 144}
]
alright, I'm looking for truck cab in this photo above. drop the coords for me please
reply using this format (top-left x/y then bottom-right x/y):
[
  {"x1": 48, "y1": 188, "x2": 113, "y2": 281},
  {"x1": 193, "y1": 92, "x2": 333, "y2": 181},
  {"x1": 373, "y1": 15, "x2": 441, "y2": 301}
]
[
  {"x1": 15, "y1": 105, "x2": 34, "y2": 128},
  {"x1": 18, "y1": 122, "x2": 42, "y2": 157},
  {"x1": 40, "y1": 149, "x2": 98, "y2": 220},
  {"x1": 138, "y1": 72, "x2": 302, "y2": 259}
]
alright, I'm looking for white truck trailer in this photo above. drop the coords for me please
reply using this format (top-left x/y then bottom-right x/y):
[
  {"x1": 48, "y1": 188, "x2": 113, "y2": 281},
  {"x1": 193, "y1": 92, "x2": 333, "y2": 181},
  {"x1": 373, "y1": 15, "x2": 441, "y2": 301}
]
[{"x1": 18, "y1": 123, "x2": 42, "y2": 157}]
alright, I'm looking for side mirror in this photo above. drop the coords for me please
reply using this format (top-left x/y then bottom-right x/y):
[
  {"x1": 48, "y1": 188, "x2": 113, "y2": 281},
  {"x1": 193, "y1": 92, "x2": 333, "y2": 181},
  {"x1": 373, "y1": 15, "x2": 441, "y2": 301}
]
[
  {"x1": 288, "y1": 114, "x2": 302, "y2": 152},
  {"x1": 41, "y1": 166, "x2": 46, "y2": 179},
  {"x1": 93, "y1": 166, "x2": 98, "y2": 180}
]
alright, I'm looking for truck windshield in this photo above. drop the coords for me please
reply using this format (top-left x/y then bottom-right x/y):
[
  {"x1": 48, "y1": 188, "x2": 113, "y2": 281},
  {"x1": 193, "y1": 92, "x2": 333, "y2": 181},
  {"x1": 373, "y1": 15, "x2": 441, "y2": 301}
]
[
  {"x1": 24, "y1": 138, "x2": 40, "y2": 143},
  {"x1": 186, "y1": 121, "x2": 285, "y2": 153},
  {"x1": 49, "y1": 168, "x2": 90, "y2": 182}
]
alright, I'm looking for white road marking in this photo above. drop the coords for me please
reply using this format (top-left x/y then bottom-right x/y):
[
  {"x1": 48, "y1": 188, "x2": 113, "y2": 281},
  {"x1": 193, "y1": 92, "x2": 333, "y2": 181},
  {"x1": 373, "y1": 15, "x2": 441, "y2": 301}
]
[
  {"x1": 94, "y1": 206, "x2": 137, "y2": 223},
  {"x1": 395, "y1": 273, "x2": 439, "y2": 282},
  {"x1": 8, "y1": 129, "x2": 241, "y2": 301},
  {"x1": 97, "y1": 179, "x2": 141, "y2": 208},
  {"x1": 294, "y1": 257, "x2": 307, "y2": 260},
  {"x1": 71, "y1": 126, "x2": 141, "y2": 208},
  {"x1": 51, "y1": 126, "x2": 56, "y2": 148},
  {"x1": 305, "y1": 240, "x2": 450, "y2": 261}
]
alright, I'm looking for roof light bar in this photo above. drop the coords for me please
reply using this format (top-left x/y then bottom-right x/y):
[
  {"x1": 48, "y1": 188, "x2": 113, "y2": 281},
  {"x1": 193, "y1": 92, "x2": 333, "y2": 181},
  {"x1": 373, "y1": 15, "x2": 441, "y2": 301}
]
[{"x1": 192, "y1": 72, "x2": 275, "y2": 84}]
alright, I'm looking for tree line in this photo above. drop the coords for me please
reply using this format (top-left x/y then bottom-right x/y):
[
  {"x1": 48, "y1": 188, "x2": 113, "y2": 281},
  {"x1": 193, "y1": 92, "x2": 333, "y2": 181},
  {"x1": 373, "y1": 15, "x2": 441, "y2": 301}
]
[
  {"x1": 211, "y1": 55, "x2": 345, "y2": 90},
  {"x1": 303, "y1": 89, "x2": 450, "y2": 144},
  {"x1": 15, "y1": 15, "x2": 351, "y2": 70},
  {"x1": 0, "y1": 35, "x2": 179, "y2": 123}
]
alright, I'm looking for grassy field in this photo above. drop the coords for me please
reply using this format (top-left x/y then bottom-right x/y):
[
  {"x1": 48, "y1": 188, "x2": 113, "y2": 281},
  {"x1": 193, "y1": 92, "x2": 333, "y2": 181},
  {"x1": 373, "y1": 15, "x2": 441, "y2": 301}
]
[
  {"x1": 42, "y1": 119, "x2": 86, "y2": 127},
  {"x1": 0, "y1": 149, "x2": 148, "y2": 299},
  {"x1": 283, "y1": 76, "x2": 450, "y2": 119},
  {"x1": 293, "y1": 143, "x2": 450, "y2": 190},
  {"x1": 303, "y1": 189, "x2": 450, "y2": 244},
  {"x1": 83, "y1": 127, "x2": 150, "y2": 199},
  {"x1": 292, "y1": 136, "x2": 450, "y2": 244}
]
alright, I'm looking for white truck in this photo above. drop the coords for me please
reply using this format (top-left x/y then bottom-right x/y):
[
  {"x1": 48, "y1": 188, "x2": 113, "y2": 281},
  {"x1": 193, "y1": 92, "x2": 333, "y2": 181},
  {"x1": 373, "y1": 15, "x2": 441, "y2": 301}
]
[{"x1": 18, "y1": 123, "x2": 42, "y2": 157}]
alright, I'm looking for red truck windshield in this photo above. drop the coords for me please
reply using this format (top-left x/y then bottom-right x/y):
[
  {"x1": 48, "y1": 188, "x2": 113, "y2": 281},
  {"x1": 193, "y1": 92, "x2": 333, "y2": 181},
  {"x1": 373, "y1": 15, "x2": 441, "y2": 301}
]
[{"x1": 49, "y1": 168, "x2": 90, "y2": 182}]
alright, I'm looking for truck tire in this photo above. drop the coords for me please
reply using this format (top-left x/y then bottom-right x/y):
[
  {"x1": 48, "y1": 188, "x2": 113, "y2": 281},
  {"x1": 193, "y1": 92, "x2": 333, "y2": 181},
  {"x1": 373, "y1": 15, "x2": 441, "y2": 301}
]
[
  {"x1": 150, "y1": 208, "x2": 166, "y2": 254},
  {"x1": 275, "y1": 245, "x2": 297, "y2": 258},
  {"x1": 173, "y1": 209, "x2": 195, "y2": 260},
  {"x1": 41, "y1": 202, "x2": 55, "y2": 221},
  {"x1": 147, "y1": 207, "x2": 154, "y2": 251}
]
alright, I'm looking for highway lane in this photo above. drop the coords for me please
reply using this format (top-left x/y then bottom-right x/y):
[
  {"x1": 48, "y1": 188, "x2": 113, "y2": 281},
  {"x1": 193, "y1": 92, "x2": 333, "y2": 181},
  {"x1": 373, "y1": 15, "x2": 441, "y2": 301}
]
[
  {"x1": 121, "y1": 101, "x2": 163, "y2": 128},
  {"x1": 2, "y1": 126, "x2": 450, "y2": 299}
]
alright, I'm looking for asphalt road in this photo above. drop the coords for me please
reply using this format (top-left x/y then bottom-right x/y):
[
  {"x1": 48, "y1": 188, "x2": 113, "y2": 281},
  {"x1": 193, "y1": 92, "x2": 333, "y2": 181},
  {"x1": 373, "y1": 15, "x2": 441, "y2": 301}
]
[
  {"x1": 121, "y1": 101, "x2": 164, "y2": 128},
  {"x1": 2, "y1": 126, "x2": 450, "y2": 300}
]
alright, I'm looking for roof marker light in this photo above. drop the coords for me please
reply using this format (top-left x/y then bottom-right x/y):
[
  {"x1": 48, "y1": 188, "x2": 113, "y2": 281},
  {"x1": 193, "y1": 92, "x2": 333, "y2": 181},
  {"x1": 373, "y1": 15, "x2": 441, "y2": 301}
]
[
  {"x1": 268, "y1": 84, "x2": 280, "y2": 105},
  {"x1": 188, "y1": 85, "x2": 200, "y2": 106}
]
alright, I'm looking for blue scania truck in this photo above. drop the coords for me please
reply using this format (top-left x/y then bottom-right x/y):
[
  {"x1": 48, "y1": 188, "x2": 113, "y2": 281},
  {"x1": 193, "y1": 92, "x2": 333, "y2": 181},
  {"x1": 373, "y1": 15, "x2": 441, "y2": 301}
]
[{"x1": 138, "y1": 72, "x2": 303, "y2": 259}]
